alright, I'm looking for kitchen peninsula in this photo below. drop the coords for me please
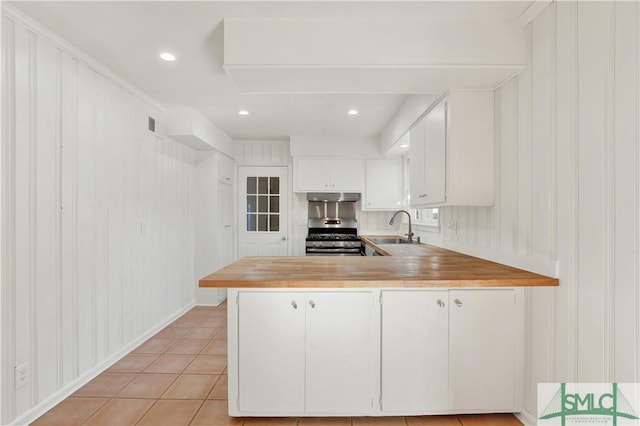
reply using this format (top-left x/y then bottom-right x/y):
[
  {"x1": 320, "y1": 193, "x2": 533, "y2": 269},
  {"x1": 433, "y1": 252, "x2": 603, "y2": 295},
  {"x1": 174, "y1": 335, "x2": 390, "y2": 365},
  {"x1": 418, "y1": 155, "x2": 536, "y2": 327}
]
[{"x1": 199, "y1": 242, "x2": 558, "y2": 417}]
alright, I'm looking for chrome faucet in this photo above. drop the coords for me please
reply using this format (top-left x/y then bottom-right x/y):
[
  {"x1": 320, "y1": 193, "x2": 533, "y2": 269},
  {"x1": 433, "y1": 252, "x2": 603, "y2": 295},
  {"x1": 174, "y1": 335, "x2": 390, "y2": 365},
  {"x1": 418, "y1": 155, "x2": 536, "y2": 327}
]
[{"x1": 389, "y1": 210, "x2": 414, "y2": 243}]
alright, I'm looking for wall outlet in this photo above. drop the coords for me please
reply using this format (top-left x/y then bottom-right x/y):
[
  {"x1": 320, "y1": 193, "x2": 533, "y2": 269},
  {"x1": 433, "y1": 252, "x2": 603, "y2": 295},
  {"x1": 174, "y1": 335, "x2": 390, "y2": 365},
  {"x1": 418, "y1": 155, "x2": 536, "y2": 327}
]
[{"x1": 15, "y1": 362, "x2": 30, "y2": 389}]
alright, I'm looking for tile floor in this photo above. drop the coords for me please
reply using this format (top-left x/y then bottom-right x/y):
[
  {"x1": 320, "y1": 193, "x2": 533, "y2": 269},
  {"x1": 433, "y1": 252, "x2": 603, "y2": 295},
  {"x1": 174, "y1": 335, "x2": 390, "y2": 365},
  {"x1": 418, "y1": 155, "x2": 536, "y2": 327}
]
[{"x1": 31, "y1": 303, "x2": 523, "y2": 426}]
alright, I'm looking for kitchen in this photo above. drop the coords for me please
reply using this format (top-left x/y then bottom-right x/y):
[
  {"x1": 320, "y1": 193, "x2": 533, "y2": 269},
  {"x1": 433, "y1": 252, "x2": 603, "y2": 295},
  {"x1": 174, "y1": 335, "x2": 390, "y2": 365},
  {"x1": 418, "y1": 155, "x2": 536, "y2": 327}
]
[{"x1": 1, "y1": 1, "x2": 639, "y2": 426}]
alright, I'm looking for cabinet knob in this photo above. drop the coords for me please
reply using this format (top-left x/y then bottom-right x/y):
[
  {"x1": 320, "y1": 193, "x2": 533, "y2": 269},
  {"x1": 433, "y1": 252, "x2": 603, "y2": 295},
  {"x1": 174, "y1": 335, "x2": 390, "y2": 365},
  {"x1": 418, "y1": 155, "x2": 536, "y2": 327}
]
[
  {"x1": 291, "y1": 301, "x2": 298, "y2": 309},
  {"x1": 454, "y1": 299, "x2": 462, "y2": 307},
  {"x1": 309, "y1": 300, "x2": 316, "y2": 309},
  {"x1": 437, "y1": 299, "x2": 445, "y2": 308}
]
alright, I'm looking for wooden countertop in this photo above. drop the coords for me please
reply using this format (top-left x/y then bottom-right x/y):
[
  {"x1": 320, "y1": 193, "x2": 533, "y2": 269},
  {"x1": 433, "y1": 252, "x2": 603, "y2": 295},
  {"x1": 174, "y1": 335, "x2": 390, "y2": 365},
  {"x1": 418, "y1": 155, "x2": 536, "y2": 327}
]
[
  {"x1": 360, "y1": 235, "x2": 455, "y2": 257},
  {"x1": 199, "y1": 239, "x2": 558, "y2": 288}
]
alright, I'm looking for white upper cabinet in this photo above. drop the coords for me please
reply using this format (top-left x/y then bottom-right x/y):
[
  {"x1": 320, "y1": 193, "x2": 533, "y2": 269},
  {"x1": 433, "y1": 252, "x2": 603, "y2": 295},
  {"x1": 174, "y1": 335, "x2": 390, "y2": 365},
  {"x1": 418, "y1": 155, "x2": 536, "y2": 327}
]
[
  {"x1": 294, "y1": 157, "x2": 364, "y2": 192},
  {"x1": 363, "y1": 158, "x2": 403, "y2": 211},
  {"x1": 218, "y1": 153, "x2": 234, "y2": 185},
  {"x1": 410, "y1": 91, "x2": 494, "y2": 207}
]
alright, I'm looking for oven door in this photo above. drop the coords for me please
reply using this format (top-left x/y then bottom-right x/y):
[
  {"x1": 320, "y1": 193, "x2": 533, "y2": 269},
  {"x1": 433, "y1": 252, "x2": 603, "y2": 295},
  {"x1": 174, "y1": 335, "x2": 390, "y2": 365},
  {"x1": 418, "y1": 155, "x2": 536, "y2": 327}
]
[{"x1": 305, "y1": 247, "x2": 363, "y2": 256}]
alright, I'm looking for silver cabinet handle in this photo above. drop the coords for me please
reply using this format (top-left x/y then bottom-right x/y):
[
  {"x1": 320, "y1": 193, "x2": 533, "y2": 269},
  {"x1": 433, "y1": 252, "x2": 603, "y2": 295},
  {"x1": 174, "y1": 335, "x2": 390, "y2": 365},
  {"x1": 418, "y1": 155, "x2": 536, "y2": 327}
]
[
  {"x1": 309, "y1": 300, "x2": 316, "y2": 309},
  {"x1": 291, "y1": 301, "x2": 298, "y2": 309},
  {"x1": 437, "y1": 299, "x2": 445, "y2": 308},
  {"x1": 454, "y1": 299, "x2": 462, "y2": 307}
]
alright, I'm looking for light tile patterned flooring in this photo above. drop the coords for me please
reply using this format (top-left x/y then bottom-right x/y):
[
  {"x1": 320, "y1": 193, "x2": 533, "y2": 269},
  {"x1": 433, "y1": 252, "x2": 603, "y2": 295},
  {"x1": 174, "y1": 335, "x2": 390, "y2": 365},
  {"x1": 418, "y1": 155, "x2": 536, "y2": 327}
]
[{"x1": 32, "y1": 303, "x2": 523, "y2": 426}]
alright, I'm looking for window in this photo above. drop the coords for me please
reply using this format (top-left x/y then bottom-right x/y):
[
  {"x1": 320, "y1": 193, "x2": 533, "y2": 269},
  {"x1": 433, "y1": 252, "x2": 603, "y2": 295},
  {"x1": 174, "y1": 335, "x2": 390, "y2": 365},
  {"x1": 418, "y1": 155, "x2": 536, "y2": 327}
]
[
  {"x1": 246, "y1": 176, "x2": 280, "y2": 232},
  {"x1": 410, "y1": 207, "x2": 440, "y2": 228}
]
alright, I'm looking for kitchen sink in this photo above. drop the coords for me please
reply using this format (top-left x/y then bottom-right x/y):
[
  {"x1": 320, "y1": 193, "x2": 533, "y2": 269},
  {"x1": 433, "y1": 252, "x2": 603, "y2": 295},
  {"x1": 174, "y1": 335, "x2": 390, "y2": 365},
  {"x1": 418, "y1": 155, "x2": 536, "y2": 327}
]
[{"x1": 368, "y1": 236, "x2": 412, "y2": 245}]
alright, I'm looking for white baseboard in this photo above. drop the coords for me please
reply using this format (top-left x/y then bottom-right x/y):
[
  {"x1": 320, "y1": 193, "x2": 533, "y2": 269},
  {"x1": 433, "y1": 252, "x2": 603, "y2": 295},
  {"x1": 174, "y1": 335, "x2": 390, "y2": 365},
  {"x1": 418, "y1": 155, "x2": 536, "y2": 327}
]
[
  {"x1": 9, "y1": 302, "x2": 195, "y2": 426},
  {"x1": 515, "y1": 408, "x2": 537, "y2": 426}
]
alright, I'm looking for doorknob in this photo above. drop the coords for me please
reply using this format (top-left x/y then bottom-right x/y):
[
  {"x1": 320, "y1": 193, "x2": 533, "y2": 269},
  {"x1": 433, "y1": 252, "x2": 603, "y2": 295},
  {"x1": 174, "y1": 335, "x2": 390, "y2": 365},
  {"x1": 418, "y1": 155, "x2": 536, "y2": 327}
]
[{"x1": 281, "y1": 236, "x2": 287, "y2": 241}]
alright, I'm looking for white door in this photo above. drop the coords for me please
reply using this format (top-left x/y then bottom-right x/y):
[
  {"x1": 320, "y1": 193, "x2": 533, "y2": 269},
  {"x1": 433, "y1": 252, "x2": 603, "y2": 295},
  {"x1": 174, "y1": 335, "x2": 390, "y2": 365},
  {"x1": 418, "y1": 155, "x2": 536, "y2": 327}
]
[
  {"x1": 449, "y1": 289, "x2": 516, "y2": 410},
  {"x1": 305, "y1": 291, "x2": 375, "y2": 413},
  {"x1": 238, "y1": 291, "x2": 305, "y2": 413},
  {"x1": 381, "y1": 290, "x2": 449, "y2": 412},
  {"x1": 238, "y1": 167, "x2": 288, "y2": 257}
]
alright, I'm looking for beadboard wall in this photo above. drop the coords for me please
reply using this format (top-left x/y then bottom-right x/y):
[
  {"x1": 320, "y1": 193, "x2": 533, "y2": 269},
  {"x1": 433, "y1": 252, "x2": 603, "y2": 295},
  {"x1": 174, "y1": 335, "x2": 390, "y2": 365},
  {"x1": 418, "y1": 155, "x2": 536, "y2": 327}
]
[
  {"x1": 1, "y1": 8, "x2": 196, "y2": 425},
  {"x1": 434, "y1": 2, "x2": 640, "y2": 420}
]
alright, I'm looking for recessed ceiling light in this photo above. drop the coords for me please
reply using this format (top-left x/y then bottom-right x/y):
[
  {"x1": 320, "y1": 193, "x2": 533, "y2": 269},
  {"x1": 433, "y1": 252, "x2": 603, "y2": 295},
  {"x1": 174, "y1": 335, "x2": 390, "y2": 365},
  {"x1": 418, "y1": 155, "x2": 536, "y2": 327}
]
[
  {"x1": 160, "y1": 52, "x2": 176, "y2": 61},
  {"x1": 348, "y1": 109, "x2": 358, "y2": 116},
  {"x1": 400, "y1": 144, "x2": 409, "y2": 148},
  {"x1": 239, "y1": 110, "x2": 249, "y2": 116}
]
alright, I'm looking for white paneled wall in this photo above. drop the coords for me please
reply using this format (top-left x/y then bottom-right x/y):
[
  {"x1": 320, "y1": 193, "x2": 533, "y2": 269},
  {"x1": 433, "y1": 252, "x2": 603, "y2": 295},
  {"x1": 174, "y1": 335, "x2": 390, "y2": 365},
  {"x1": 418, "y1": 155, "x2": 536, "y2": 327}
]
[
  {"x1": 1, "y1": 10, "x2": 196, "y2": 425},
  {"x1": 234, "y1": 140, "x2": 291, "y2": 166},
  {"x1": 437, "y1": 2, "x2": 639, "y2": 420}
]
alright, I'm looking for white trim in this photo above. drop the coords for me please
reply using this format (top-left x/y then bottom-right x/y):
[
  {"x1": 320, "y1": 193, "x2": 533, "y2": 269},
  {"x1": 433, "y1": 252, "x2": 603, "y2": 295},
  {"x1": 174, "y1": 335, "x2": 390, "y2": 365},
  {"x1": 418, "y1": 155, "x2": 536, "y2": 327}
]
[
  {"x1": 8, "y1": 302, "x2": 194, "y2": 426},
  {"x1": 518, "y1": 0, "x2": 553, "y2": 27},
  {"x1": 515, "y1": 408, "x2": 537, "y2": 426}
]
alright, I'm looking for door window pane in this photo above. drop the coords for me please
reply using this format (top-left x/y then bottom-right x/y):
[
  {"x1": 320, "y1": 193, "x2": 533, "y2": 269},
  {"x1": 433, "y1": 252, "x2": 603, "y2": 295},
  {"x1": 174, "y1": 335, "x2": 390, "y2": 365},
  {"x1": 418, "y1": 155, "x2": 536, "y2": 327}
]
[
  {"x1": 247, "y1": 214, "x2": 256, "y2": 232},
  {"x1": 258, "y1": 196, "x2": 268, "y2": 213},
  {"x1": 247, "y1": 196, "x2": 256, "y2": 213},
  {"x1": 270, "y1": 177, "x2": 280, "y2": 194},
  {"x1": 258, "y1": 177, "x2": 268, "y2": 194},
  {"x1": 258, "y1": 214, "x2": 268, "y2": 231},
  {"x1": 247, "y1": 177, "x2": 257, "y2": 194},
  {"x1": 270, "y1": 196, "x2": 280, "y2": 213},
  {"x1": 270, "y1": 215, "x2": 279, "y2": 232}
]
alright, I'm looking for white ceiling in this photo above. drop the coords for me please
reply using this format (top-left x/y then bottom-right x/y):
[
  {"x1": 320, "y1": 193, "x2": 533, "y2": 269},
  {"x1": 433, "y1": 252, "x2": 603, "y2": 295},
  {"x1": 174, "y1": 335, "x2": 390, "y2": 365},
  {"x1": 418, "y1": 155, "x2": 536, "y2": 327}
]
[{"x1": 8, "y1": 1, "x2": 532, "y2": 141}]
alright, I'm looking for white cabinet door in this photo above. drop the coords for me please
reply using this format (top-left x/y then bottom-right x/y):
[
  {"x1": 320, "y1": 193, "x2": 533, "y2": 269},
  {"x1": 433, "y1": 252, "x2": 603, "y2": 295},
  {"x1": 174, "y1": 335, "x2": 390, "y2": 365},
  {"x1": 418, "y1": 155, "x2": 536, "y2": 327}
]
[
  {"x1": 238, "y1": 291, "x2": 305, "y2": 413},
  {"x1": 295, "y1": 158, "x2": 364, "y2": 192},
  {"x1": 423, "y1": 100, "x2": 446, "y2": 204},
  {"x1": 218, "y1": 153, "x2": 234, "y2": 184},
  {"x1": 449, "y1": 290, "x2": 516, "y2": 410},
  {"x1": 295, "y1": 158, "x2": 330, "y2": 191},
  {"x1": 409, "y1": 91, "x2": 494, "y2": 207},
  {"x1": 364, "y1": 159, "x2": 403, "y2": 210},
  {"x1": 381, "y1": 290, "x2": 449, "y2": 412},
  {"x1": 218, "y1": 182, "x2": 234, "y2": 267},
  {"x1": 305, "y1": 291, "x2": 374, "y2": 413},
  {"x1": 409, "y1": 118, "x2": 427, "y2": 205},
  {"x1": 329, "y1": 159, "x2": 365, "y2": 192}
]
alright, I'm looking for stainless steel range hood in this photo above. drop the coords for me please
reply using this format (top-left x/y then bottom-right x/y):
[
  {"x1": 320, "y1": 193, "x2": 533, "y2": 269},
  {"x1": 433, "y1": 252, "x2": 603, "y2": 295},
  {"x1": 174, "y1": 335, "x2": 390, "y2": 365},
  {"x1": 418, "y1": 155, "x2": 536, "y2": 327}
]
[{"x1": 306, "y1": 192, "x2": 361, "y2": 202}]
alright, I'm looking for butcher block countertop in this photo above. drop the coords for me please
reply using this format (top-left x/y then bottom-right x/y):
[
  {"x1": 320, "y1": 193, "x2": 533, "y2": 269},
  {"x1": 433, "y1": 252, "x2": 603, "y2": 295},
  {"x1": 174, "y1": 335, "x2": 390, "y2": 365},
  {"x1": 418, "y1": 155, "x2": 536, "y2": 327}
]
[
  {"x1": 199, "y1": 238, "x2": 558, "y2": 288},
  {"x1": 360, "y1": 235, "x2": 456, "y2": 257}
]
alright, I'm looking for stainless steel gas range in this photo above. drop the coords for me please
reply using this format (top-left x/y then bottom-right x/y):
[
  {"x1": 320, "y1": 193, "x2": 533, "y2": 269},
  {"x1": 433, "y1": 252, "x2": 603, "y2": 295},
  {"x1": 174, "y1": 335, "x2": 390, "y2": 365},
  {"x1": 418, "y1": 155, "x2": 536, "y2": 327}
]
[{"x1": 305, "y1": 193, "x2": 364, "y2": 256}]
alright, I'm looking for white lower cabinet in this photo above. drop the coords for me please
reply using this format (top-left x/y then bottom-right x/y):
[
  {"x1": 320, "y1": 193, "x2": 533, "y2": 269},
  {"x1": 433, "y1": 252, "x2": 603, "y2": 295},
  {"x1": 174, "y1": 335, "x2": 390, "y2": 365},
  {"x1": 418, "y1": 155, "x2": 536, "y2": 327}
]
[
  {"x1": 381, "y1": 289, "x2": 519, "y2": 414},
  {"x1": 449, "y1": 290, "x2": 517, "y2": 410},
  {"x1": 238, "y1": 292, "x2": 305, "y2": 413},
  {"x1": 232, "y1": 288, "x2": 521, "y2": 417},
  {"x1": 381, "y1": 290, "x2": 449, "y2": 412},
  {"x1": 237, "y1": 290, "x2": 375, "y2": 415}
]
